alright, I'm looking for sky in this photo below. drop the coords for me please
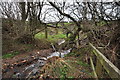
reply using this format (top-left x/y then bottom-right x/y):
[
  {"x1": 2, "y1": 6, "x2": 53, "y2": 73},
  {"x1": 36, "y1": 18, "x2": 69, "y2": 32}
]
[
  {"x1": 0, "y1": 0, "x2": 119, "y2": 22},
  {"x1": 0, "y1": 0, "x2": 118, "y2": 2},
  {"x1": 40, "y1": 1, "x2": 118, "y2": 22}
]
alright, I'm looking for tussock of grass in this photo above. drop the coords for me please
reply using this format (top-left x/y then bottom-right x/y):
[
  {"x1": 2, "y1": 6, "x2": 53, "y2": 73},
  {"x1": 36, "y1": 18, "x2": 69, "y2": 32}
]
[{"x1": 40, "y1": 57, "x2": 92, "y2": 78}]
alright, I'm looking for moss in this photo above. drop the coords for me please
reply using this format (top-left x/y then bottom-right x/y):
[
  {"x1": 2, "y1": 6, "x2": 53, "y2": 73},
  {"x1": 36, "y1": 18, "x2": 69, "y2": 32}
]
[{"x1": 2, "y1": 51, "x2": 20, "y2": 59}]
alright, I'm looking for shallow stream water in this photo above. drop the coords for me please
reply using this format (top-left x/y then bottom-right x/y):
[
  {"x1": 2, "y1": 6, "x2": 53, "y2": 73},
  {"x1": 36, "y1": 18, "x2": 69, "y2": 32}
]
[{"x1": 13, "y1": 39, "x2": 72, "y2": 78}]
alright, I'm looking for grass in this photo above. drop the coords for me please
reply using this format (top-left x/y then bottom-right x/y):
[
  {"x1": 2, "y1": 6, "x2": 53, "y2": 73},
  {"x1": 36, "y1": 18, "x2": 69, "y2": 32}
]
[
  {"x1": 65, "y1": 58, "x2": 89, "y2": 67},
  {"x1": 47, "y1": 22, "x2": 73, "y2": 27},
  {"x1": 76, "y1": 61, "x2": 89, "y2": 67},
  {"x1": 64, "y1": 22, "x2": 73, "y2": 25},
  {"x1": 97, "y1": 21, "x2": 107, "y2": 26},
  {"x1": 41, "y1": 57, "x2": 92, "y2": 78},
  {"x1": 2, "y1": 51, "x2": 20, "y2": 59},
  {"x1": 60, "y1": 64, "x2": 68, "y2": 79},
  {"x1": 64, "y1": 52, "x2": 76, "y2": 57},
  {"x1": 34, "y1": 32, "x2": 66, "y2": 42}
]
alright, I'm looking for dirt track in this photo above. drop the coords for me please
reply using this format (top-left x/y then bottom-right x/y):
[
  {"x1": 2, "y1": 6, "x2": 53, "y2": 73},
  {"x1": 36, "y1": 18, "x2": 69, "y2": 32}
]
[{"x1": 2, "y1": 48, "x2": 53, "y2": 78}]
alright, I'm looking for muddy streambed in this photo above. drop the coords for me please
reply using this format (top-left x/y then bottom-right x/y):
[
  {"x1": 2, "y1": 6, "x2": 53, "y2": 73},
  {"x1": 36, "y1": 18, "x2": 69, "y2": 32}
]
[{"x1": 2, "y1": 40, "x2": 71, "y2": 78}]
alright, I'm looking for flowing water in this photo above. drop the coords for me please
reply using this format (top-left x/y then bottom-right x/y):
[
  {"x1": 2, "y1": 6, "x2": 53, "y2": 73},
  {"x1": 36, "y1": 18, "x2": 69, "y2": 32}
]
[{"x1": 11, "y1": 39, "x2": 72, "y2": 78}]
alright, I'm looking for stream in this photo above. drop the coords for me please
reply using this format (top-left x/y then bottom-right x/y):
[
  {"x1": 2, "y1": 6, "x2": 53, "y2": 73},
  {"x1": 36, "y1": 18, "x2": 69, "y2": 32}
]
[{"x1": 3, "y1": 39, "x2": 72, "y2": 78}]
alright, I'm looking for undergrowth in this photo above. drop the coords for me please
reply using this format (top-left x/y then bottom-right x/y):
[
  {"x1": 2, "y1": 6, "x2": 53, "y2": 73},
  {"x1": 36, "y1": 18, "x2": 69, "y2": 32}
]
[{"x1": 41, "y1": 57, "x2": 92, "y2": 78}]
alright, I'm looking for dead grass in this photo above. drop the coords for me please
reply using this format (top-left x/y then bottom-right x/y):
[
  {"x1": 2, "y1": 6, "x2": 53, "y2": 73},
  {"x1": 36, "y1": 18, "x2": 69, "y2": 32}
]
[{"x1": 40, "y1": 56, "x2": 92, "y2": 78}]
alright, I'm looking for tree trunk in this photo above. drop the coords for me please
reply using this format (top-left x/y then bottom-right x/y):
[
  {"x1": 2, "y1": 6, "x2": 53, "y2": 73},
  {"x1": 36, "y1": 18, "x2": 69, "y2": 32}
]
[
  {"x1": 45, "y1": 26, "x2": 48, "y2": 39},
  {"x1": 19, "y1": 2, "x2": 26, "y2": 23}
]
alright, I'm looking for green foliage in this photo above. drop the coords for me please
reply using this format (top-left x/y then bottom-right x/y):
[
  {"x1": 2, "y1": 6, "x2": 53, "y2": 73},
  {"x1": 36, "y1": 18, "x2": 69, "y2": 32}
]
[
  {"x1": 76, "y1": 61, "x2": 89, "y2": 67},
  {"x1": 34, "y1": 33, "x2": 45, "y2": 39},
  {"x1": 65, "y1": 58, "x2": 89, "y2": 67},
  {"x1": 64, "y1": 22, "x2": 73, "y2": 25},
  {"x1": 60, "y1": 64, "x2": 68, "y2": 79},
  {"x1": 97, "y1": 21, "x2": 106, "y2": 26},
  {"x1": 26, "y1": 44, "x2": 33, "y2": 47},
  {"x1": 68, "y1": 76, "x2": 74, "y2": 78},
  {"x1": 57, "y1": 23, "x2": 62, "y2": 26},
  {"x1": 2, "y1": 51, "x2": 20, "y2": 59},
  {"x1": 47, "y1": 24, "x2": 52, "y2": 26},
  {"x1": 53, "y1": 34, "x2": 66, "y2": 39},
  {"x1": 64, "y1": 52, "x2": 75, "y2": 57}
]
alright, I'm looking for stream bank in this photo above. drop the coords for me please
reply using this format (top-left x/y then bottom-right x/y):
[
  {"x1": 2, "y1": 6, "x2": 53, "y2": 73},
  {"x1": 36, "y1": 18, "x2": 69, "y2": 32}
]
[
  {"x1": 2, "y1": 39, "x2": 92, "y2": 79},
  {"x1": 2, "y1": 39, "x2": 72, "y2": 78},
  {"x1": 2, "y1": 49, "x2": 53, "y2": 78}
]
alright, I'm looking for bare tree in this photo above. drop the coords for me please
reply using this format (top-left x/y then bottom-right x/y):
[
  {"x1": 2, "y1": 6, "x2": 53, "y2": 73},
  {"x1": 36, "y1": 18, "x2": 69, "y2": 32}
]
[{"x1": 48, "y1": 1, "x2": 82, "y2": 45}]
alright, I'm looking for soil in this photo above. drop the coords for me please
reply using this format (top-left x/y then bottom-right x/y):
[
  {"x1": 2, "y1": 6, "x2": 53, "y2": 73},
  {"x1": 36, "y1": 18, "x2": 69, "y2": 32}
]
[{"x1": 2, "y1": 48, "x2": 53, "y2": 78}]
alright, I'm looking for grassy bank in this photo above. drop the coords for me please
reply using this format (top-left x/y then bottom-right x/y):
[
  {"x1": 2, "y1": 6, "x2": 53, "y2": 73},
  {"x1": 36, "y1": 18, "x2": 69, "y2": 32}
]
[{"x1": 34, "y1": 32, "x2": 66, "y2": 42}]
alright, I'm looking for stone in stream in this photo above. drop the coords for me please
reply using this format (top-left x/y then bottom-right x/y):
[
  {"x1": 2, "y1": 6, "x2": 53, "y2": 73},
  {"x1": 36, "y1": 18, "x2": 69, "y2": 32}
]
[
  {"x1": 37, "y1": 51, "x2": 40, "y2": 54},
  {"x1": 15, "y1": 73, "x2": 21, "y2": 78},
  {"x1": 25, "y1": 64, "x2": 35, "y2": 71},
  {"x1": 31, "y1": 68, "x2": 39, "y2": 75},
  {"x1": 47, "y1": 52, "x2": 60, "y2": 59},
  {"x1": 6, "y1": 64, "x2": 11, "y2": 68},
  {"x1": 2, "y1": 68, "x2": 9, "y2": 73},
  {"x1": 13, "y1": 69, "x2": 19, "y2": 74},
  {"x1": 62, "y1": 48, "x2": 72, "y2": 54},
  {"x1": 39, "y1": 57, "x2": 47, "y2": 61},
  {"x1": 36, "y1": 60, "x2": 46, "y2": 67},
  {"x1": 16, "y1": 63, "x2": 23, "y2": 67}
]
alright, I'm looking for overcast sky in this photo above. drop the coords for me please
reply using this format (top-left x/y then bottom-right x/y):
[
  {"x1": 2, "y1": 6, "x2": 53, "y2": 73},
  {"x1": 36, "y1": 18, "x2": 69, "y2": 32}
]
[
  {"x1": 0, "y1": 0, "x2": 117, "y2": 2},
  {"x1": 40, "y1": 1, "x2": 118, "y2": 23},
  {"x1": 0, "y1": 0, "x2": 119, "y2": 22}
]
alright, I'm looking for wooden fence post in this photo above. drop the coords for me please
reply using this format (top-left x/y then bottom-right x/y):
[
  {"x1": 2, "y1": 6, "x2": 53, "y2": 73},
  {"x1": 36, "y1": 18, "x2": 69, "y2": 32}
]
[
  {"x1": 89, "y1": 43, "x2": 120, "y2": 79},
  {"x1": 45, "y1": 26, "x2": 48, "y2": 39},
  {"x1": 90, "y1": 57, "x2": 98, "y2": 79},
  {"x1": 95, "y1": 58, "x2": 102, "y2": 77}
]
